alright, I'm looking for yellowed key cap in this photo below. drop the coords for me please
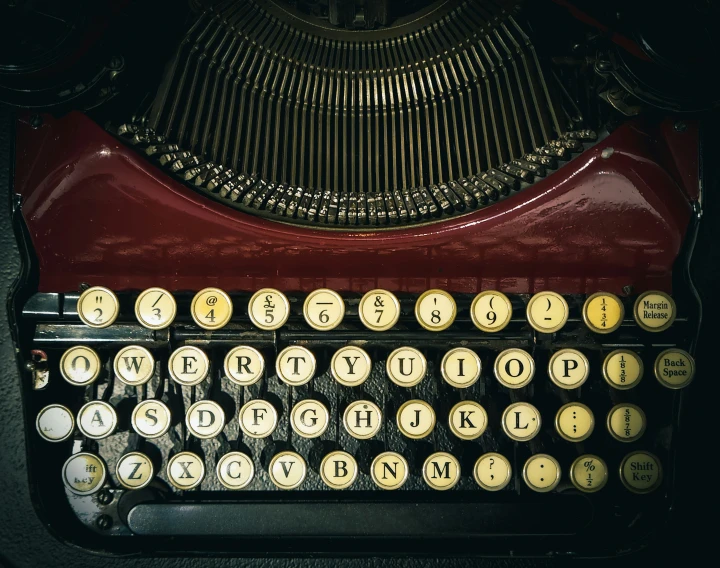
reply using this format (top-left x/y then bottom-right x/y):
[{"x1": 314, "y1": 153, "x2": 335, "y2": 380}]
[
  {"x1": 224, "y1": 346, "x2": 265, "y2": 386},
  {"x1": 135, "y1": 287, "x2": 176, "y2": 330},
  {"x1": 359, "y1": 289, "x2": 401, "y2": 331},
  {"x1": 168, "y1": 345, "x2": 210, "y2": 386},
  {"x1": 167, "y1": 451, "x2": 205, "y2": 490},
  {"x1": 654, "y1": 348, "x2": 695, "y2": 389},
  {"x1": 386, "y1": 346, "x2": 426, "y2": 387},
  {"x1": 116, "y1": 452, "x2": 154, "y2": 490},
  {"x1": 114, "y1": 345, "x2": 154, "y2": 386},
  {"x1": 131, "y1": 399, "x2": 172, "y2": 439},
  {"x1": 77, "y1": 286, "x2": 119, "y2": 328},
  {"x1": 607, "y1": 403, "x2": 646, "y2": 442},
  {"x1": 62, "y1": 452, "x2": 106, "y2": 495},
  {"x1": 320, "y1": 451, "x2": 358, "y2": 490},
  {"x1": 448, "y1": 400, "x2": 487, "y2": 440},
  {"x1": 269, "y1": 451, "x2": 306, "y2": 490},
  {"x1": 582, "y1": 292, "x2": 624, "y2": 334},
  {"x1": 555, "y1": 402, "x2": 594, "y2": 442},
  {"x1": 396, "y1": 399, "x2": 435, "y2": 439},
  {"x1": 569, "y1": 455, "x2": 608, "y2": 493},
  {"x1": 502, "y1": 402, "x2": 541, "y2": 442},
  {"x1": 415, "y1": 289, "x2": 456, "y2": 331},
  {"x1": 547, "y1": 349, "x2": 589, "y2": 389},
  {"x1": 371, "y1": 451, "x2": 408, "y2": 490},
  {"x1": 36, "y1": 404, "x2": 74, "y2": 442},
  {"x1": 523, "y1": 454, "x2": 561, "y2": 493},
  {"x1": 77, "y1": 400, "x2": 117, "y2": 440},
  {"x1": 331, "y1": 346, "x2": 372, "y2": 387},
  {"x1": 494, "y1": 348, "x2": 535, "y2": 389},
  {"x1": 473, "y1": 453, "x2": 512, "y2": 491},
  {"x1": 238, "y1": 399, "x2": 278, "y2": 439},
  {"x1": 191, "y1": 287, "x2": 233, "y2": 330},
  {"x1": 471, "y1": 291, "x2": 513, "y2": 332},
  {"x1": 423, "y1": 452, "x2": 461, "y2": 491},
  {"x1": 60, "y1": 346, "x2": 101, "y2": 386},
  {"x1": 441, "y1": 347, "x2": 481, "y2": 388},
  {"x1": 633, "y1": 290, "x2": 675, "y2": 332},
  {"x1": 343, "y1": 400, "x2": 382, "y2": 440},
  {"x1": 290, "y1": 399, "x2": 329, "y2": 439},
  {"x1": 248, "y1": 288, "x2": 290, "y2": 330},
  {"x1": 620, "y1": 451, "x2": 662, "y2": 493},
  {"x1": 303, "y1": 289, "x2": 345, "y2": 331},
  {"x1": 602, "y1": 349, "x2": 643, "y2": 390},
  {"x1": 276, "y1": 345, "x2": 316, "y2": 386},
  {"x1": 216, "y1": 452, "x2": 254, "y2": 490},
  {"x1": 526, "y1": 291, "x2": 568, "y2": 333},
  {"x1": 186, "y1": 400, "x2": 225, "y2": 439}
]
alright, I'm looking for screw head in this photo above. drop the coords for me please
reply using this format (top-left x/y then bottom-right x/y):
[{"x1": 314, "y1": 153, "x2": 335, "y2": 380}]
[
  {"x1": 97, "y1": 490, "x2": 113, "y2": 505},
  {"x1": 96, "y1": 514, "x2": 113, "y2": 530},
  {"x1": 674, "y1": 121, "x2": 687, "y2": 132}
]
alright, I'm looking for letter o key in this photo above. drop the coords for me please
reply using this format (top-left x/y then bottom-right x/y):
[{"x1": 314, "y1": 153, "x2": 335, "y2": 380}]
[{"x1": 494, "y1": 348, "x2": 535, "y2": 389}]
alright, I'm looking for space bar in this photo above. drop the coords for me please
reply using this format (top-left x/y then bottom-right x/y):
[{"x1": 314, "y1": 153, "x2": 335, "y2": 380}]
[{"x1": 128, "y1": 500, "x2": 590, "y2": 537}]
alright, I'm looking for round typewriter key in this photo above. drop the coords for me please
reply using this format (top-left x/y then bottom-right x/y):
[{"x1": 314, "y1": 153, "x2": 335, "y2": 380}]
[
  {"x1": 386, "y1": 346, "x2": 427, "y2": 387},
  {"x1": 276, "y1": 345, "x2": 316, "y2": 386},
  {"x1": 370, "y1": 451, "x2": 409, "y2": 490},
  {"x1": 523, "y1": 454, "x2": 561, "y2": 493},
  {"x1": 415, "y1": 289, "x2": 456, "y2": 332},
  {"x1": 303, "y1": 289, "x2": 345, "y2": 331},
  {"x1": 168, "y1": 345, "x2": 210, "y2": 386},
  {"x1": 36, "y1": 404, "x2": 74, "y2": 442},
  {"x1": 547, "y1": 348, "x2": 590, "y2": 390},
  {"x1": 343, "y1": 400, "x2": 382, "y2": 439},
  {"x1": 191, "y1": 287, "x2": 233, "y2": 330},
  {"x1": 423, "y1": 452, "x2": 461, "y2": 491},
  {"x1": 331, "y1": 346, "x2": 372, "y2": 387},
  {"x1": 526, "y1": 291, "x2": 569, "y2": 334},
  {"x1": 448, "y1": 401, "x2": 487, "y2": 441},
  {"x1": 620, "y1": 451, "x2": 662, "y2": 494},
  {"x1": 602, "y1": 349, "x2": 643, "y2": 390},
  {"x1": 654, "y1": 348, "x2": 695, "y2": 389},
  {"x1": 441, "y1": 347, "x2": 481, "y2": 388},
  {"x1": 633, "y1": 290, "x2": 676, "y2": 333},
  {"x1": 135, "y1": 287, "x2": 176, "y2": 330},
  {"x1": 116, "y1": 452, "x2": 154, "y2": 490},
  {"x1": 114, "y1": 345, "x2": 155, "y2": 386},
  {"x1": 167, "y1": 451, "x2": 205, "y2": 490},
  {"x1": 555, "y1": 402, "x2": 594, "y2": 442},
  {"x1": 62, "y1": 453, "x2": 106, "y2": 495},
  {"x1": 570, "y1": 455, "x2": 608, "y2": 493},
  {"x1": 216, "y1": 451, "x2": 254, "y2": 490},
  {"x1": 131, "y1": 399, "x2": 172, "y2": 439},
  {"x1": 494, "y1": 348, "x2": 535, "y2": 389},
  {"x1": 359, "y1": 289, "x2": 401, "y2": 331},
  {"x1": 290, "y1": 399, "x2": 329, "y2": 439},
  {"x1": 474, "y1": 453, "x2": 512, "y2": 491},
  {"x1": 502, "y1": 402, "x2": 541, "y2": 442},
  {"x1": 320, "y1": 451, "x2": 358, "y2": 490},
  {"x1": 77, "y1": 286, "x2": 119, "y2": 328},
  {"x1": 77, "y1": 401, "x2": 117, "y2": 440},
  {"x1": 60, "y1": 346, "x2": 101, "y2": 386},
  {"x1": 269, "y1": 451, "x2": 306, "y2": 490},
  {"x1": 248, "y1": 288, "x2": 290, "y2": 331},
  {"x1": 186, "y1": 400, "x2": 225, "y2": 439},
  {"x1": 607, "y1": 403, "x2": 646, "y2": 442},
  {"x1": 471, "y1": 290, "x2": 513, "y2": 332},
  {"x1": 239, "y1": 399, "x2": 278, "y2": 439},
  {"x1": 224, "y1": 345, "x2": 265, "y2": 386},
  {"x1": 583, "y1": 292, "x2": 624, "y2": 334},
  {"x1": 396, "y1": 399, "x2": 435, "y2": 440}
]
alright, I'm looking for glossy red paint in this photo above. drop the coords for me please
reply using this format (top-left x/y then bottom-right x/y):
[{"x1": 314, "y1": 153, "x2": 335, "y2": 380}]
[{"x1": 14, "y1": 112, "x2": 695, "y2": 295}]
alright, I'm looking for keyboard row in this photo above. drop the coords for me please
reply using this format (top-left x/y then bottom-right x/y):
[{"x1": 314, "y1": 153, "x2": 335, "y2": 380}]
[{"x1": 76, "y1": 286, "x2": 679, "y2": 334}]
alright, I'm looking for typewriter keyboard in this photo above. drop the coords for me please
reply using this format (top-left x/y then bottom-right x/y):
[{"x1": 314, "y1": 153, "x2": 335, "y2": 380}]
[{"x1": 21, "y1": 286, "x2": 696, "y2": 537}]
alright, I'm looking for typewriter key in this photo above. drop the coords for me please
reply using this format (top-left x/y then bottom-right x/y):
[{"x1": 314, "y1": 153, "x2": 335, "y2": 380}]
[
  {"x1": 396, "y1": 399, "x2": 436, "y2": 440},
  {"x1": 370, "y1": 452, "x2": 409, "y2": 490},
  {"x1": 583, "y1": 292, "x2": 624, "y2": 334},
  {"x1": 276, "y1": 345, "x2": 316, "y2": 386},
  {"x1": 654, "y1": 348, "x2": 695, "y2": 389},
  {"x1": 224, "y1": 346, "x2": 265, "y2": 386},
  {"x1": 77, "y1": 401, "x2": 118, "y2": 440},
  {"x1": 216, "y1": 452, "x2": 254, "y2": 490},
  {"x1": 441, "y1": 347, "x2": 481, "y2": 388},
  {"x1": 248, "y1": 288, "x2": 290, "y2": 331},
  {"x1": 602, "y1": 349, "x2": 643, "y2": 390},
  {"x1": 320, "y1": 451, "x2": 358, "y2": 490},
  {"x1": 523, "y1": 454, "x2": 561, "y2": 493},
  {"x1": 415, "y1": 289, "x2": 456, "y2": 331},
  {"x1": 620, "y1": 451, "x2": 662, "y2": 494},
  {"x1": 343, "y1": 400, "x2": 382, "y2": 439},
  {"x1": 135, "y1": 287, "x2": 176, "y2": 330},
  {"x1": 474, "y1": 453, "x2": 512, "y2": 491},
  {"x1": 186, "y1": 400, "x2": 225, "y2": 439},
  {"x1": 167, "y1": 451, "x2": 205, "y2": 490},
  {"x1": 62, "y1": 453, "x2": 107, "y2": 495},
  {"x1": 502, "y1": 402, "x2": 541, "y2": 442},
  {"x1": 116, "y1": 452, "x2": 154, "y2": 490},
  {"x1": 555, "y1": 402, "x2": 594, "y2": 442},
  {"x1": 633, "y1": 291, "x2": 676, "y2": 333},
  {"x1": 77, "y1": 286, "x2": 119, "y2": 328},
  {"x1": 448, "y1": 401, "x2": 488, "y2": 440},
  {"x1": 113, "y1": 345, "x2": 154, "y2": 386},
  {"x1": 60, "y1": 346, "x2": 101, "y2": 386},
  {"x1": 239, "y1": 399, "x2": 278, "y2": 439},
  {"x1": 494, "y1": 348, "x2": 535, "y2": 389},
  {"x1": 303, "y1": 289, "x2": 345, "y2": 331},
  {"x1": 569, "y1": 455, "x2": 608, "y2": 493},
  {"x1": 290, "y1": 399, "x2": 329, "y2": 439},
  {"x1": 386, "y1": 346, "x2": 427, "y2": 387},
  {"x1": 607, "y1": 403, "x2": 646, "y2": 443},
  {"x1": 131, "y1": 399, "x2": 172, "y2": 439},
  {"x1": 168, "y1": 345, "x2": 210, "y2": 386},
  {"x1": 471, "y1": 291, "x2": 512, "y2": 332},
  {"x1": 331, "y1": 346, "x2": 372, "y2": 387},
  {"x1": 358, "y1": 289, "x2": 401, "y2": 331},
  {"x1": 526, "y1": 291, "x2": 569, "y2": 333},
  {"x1": 191, "y1": 287, "x2": 233, "y2": 330},
  {"x1": 422, "y1": 452, "x2": 461, "y2": 491},
  {"x1": 36, "y1": 404, "x2": 74, "y2": 442},
  {"x1": 269, "y1": 451, "x2": 306, "y2": 490},
  {"x1": 547, "y1": 349, "x2": 590, "y2": 390}
]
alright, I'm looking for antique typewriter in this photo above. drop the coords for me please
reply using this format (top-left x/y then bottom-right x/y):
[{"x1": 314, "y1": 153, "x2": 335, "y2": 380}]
[{"x1": 4, "y1": 0, "x2": 716, "y2": 559}]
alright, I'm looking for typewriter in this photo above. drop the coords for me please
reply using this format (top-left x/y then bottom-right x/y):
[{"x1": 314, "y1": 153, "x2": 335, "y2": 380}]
[{"x1": 3, "y1": 0, "x2": 716, "y2": 559}]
